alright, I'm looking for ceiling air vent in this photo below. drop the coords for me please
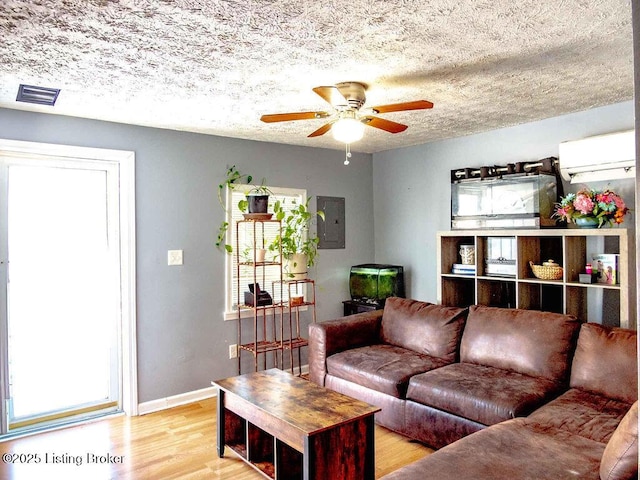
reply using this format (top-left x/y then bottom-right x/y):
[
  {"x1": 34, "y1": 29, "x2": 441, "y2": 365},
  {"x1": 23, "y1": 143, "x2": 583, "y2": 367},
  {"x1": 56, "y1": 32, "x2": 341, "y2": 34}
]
[{"x1": 16, "y1": 84, "x2": 60, "y2": 106}]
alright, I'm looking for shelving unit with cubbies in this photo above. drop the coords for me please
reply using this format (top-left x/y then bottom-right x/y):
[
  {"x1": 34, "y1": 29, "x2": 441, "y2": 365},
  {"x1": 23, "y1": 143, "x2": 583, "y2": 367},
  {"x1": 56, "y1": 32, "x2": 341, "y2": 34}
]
[{"x1": 437, "y1": 229, "x2": 634, "y2": 329}]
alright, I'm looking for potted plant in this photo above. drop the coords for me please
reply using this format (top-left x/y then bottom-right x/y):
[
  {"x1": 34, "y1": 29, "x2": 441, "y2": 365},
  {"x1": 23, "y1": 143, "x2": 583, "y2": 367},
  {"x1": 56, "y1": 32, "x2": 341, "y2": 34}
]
[
  {"x1": 240, "y1": 245, "x2": 267, "y2": 264},
  {"x1": 553, "y1": 188, "x2": 630, "y2": 228},
  {"x1": 269, "y1": 197, "x2": 325, "y2": 278},
  {"x1": 216, "y1": 166, "x2": 252, "y2": 253},
  {"x1": 215, "y1": 166, "x2": 273, "y2": 253},
  {"x1": 238, "y1": 180, "x2": 273, "y2": 215}
]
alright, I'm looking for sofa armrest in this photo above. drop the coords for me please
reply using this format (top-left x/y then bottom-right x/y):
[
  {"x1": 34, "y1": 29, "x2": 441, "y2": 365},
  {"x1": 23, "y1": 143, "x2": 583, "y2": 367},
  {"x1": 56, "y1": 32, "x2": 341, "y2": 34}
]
[{"x1": 308, "y1": 309, "x2": 384, "y2": 386}]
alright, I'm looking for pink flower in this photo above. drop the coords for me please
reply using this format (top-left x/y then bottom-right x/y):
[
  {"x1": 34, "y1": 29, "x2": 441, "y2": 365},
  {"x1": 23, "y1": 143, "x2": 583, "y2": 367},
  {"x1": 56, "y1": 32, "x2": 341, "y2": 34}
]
[
  {"x1": 573, "y1": 193, "x2": 595, "y2": 215},
  {"x1": 613, "y1": 195, "x2": 626, "y2": 210}
]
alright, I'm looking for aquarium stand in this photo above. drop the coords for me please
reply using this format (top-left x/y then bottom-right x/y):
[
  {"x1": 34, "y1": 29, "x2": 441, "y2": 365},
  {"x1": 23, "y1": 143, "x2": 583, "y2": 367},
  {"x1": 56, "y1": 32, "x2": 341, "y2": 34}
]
[{"x1": 342, "y1": 300, "x2": 382, "y2": 316}]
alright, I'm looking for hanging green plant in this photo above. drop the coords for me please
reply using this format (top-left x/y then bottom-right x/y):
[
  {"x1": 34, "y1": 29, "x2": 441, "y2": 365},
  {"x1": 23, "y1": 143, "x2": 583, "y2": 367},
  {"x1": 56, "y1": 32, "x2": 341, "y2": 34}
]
[{"x1": 216, "y1": 165, "x2": 253, "y2": 253}]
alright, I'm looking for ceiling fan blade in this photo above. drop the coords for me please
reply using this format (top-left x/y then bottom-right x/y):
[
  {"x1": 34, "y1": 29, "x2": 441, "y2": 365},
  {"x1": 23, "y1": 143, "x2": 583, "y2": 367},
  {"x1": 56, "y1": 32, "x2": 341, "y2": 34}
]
[
  {"x1": 312, "y1": 86, "x2": 349, "y2": 107},
  {"x1": 370, "y1": 100, "x2": 434, "y2": 114},
  {"x1": 307, "y1": 122, "x2": 334, "y2": 138},
  {"x1": 362, "y1": 116, "x2": 408, "y2": 134},
  {"x1": 260, "y1": 111, "x2": 329, "y2": 123}
]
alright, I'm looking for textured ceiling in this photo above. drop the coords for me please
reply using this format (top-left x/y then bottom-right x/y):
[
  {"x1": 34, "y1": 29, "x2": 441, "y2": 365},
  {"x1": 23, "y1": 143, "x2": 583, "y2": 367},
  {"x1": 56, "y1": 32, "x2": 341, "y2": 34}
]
[{"x1": 0, "y1": 0, "x2": 634, "y2": 153}]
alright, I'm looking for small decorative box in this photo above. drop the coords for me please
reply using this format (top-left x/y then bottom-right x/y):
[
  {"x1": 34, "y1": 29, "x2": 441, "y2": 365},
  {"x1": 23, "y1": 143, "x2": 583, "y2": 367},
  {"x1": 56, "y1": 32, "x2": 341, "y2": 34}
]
[{"x1": 579, "y1": 274, "x2": 593, "y2": 284}]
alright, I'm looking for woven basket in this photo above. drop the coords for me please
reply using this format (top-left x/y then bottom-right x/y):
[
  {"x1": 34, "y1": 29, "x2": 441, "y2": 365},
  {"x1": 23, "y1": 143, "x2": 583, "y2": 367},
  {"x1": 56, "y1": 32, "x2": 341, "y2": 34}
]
[{"x1": 529, "y1": 260, "x2": 563, "y2": 280}]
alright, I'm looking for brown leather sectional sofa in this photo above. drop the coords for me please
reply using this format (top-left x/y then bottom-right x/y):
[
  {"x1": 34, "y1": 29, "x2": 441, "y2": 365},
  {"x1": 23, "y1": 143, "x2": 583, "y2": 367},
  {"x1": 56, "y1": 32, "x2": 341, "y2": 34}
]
[{"x1": 308, "y1": 297, "x2": 638, "y2": 480}]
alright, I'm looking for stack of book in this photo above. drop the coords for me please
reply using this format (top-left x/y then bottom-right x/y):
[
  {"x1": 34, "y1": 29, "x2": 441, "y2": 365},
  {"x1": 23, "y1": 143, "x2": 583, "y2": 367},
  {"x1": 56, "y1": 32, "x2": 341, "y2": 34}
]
[{"x1": 452, "y1": 263, "x2": 476, "y2": 275}]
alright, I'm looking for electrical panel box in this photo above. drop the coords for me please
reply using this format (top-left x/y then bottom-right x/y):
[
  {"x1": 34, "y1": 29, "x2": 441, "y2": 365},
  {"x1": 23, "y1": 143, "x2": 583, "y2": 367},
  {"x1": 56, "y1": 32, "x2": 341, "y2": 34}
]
[{"x1": 317, "y1": 196, "x2": 345, "y2": 249}]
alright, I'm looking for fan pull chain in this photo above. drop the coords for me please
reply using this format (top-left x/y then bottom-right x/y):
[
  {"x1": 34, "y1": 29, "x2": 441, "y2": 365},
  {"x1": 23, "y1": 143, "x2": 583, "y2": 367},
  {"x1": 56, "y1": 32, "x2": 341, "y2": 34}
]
[{"x1": 344, "y1": 143, "x2": 352, "y2": 165}]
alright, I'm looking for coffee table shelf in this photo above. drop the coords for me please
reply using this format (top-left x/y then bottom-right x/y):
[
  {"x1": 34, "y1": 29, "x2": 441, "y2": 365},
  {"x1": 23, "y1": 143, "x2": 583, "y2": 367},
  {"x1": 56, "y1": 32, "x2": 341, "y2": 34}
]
[{"x1": 226, "y1": 414, "x2": 302, "y2": 480}]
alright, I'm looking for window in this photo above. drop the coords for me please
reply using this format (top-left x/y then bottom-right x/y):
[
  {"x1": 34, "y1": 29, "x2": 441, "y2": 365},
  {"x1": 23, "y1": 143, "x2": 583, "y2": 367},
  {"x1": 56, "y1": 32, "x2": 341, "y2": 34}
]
[{"x1": 224, "y1": 184, "x2": 306, "y2": 319}]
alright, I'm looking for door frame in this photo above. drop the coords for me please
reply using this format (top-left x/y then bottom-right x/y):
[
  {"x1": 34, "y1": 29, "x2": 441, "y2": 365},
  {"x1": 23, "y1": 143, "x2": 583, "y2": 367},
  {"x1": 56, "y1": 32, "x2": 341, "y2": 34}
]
[{"x1": 0, "y1": 139, "x2": 138, "y2": 425}]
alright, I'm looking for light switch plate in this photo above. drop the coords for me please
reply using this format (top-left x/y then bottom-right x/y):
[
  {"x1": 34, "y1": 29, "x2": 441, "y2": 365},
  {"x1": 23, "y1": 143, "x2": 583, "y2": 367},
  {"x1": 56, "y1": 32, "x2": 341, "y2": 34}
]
[{"x1": 168, "y1": 249, "x2": 183, "y2": 266}]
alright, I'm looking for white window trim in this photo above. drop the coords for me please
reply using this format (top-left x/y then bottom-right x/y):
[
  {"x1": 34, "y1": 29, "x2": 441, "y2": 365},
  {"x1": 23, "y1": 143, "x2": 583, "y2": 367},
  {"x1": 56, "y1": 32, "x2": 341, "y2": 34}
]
[
  {"x1": 0, "y1": 139, "x2": 138, "y2": 416},
  {"x1": 223, "y1": 184, "x2": 307, "y2": 321}
]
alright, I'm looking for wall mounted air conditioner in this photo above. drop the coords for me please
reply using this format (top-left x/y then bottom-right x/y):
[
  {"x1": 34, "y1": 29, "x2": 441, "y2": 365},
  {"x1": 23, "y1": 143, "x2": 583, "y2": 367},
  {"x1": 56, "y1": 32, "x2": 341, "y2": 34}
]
[{"x1": 558, "y1": 130, "x2": 635, "y2": 184}]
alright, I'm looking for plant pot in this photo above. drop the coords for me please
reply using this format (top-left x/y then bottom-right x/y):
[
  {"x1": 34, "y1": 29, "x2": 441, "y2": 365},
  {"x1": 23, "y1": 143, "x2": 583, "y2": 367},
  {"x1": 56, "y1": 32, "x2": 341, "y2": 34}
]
[
  {"x1": 248, "y1": 194, "x2": 269, "y2": 214},
  {"x1": 575, "y1": 217, "x2": 600, "y2": 228},
  {"x1": 254, "y1": 248, "x2": 266, "y2": 263},
  {"x1": 289, "y1": 294, "x2": 304, "y2": 307},
  {"x1": 284, "y1": 253, "x2": 308, "y2": 279}
]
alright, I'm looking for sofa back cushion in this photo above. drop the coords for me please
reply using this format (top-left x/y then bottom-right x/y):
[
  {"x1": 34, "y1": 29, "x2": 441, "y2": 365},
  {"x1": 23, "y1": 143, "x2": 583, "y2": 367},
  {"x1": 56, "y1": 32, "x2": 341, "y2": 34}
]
[
  {"x1": 571, "y1": 323, "x2": 637, "y2": 404},
  {"x1": 381, "y1": 297, "x2": 467, "y2": 362},
  {"x1": 460, "y1": 305, "x2": 581, "y2": 382},
  {"x1": 600, "y1": 401, "x2": 638, "y2": 480}
]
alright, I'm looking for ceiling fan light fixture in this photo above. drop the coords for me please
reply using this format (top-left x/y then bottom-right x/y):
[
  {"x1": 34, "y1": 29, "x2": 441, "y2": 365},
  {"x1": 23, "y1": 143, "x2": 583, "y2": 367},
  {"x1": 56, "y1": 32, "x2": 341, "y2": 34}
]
[
  {"x1": 332, "y1": 117, "x2": 365, "y2": 144},
  {"x1": 259, "y1": 82, "x2": 432, "y2": 144}
]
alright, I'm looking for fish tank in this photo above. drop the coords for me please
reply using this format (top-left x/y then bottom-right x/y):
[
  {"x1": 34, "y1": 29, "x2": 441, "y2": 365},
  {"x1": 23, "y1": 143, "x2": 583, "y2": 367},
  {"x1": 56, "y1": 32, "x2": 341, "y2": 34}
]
[
  {"x1": 349, "y1": 264, "x2": 405, "y2": 306},
  {"x1": 451, "y1": 173, "x2": 557, "y2": 229}
]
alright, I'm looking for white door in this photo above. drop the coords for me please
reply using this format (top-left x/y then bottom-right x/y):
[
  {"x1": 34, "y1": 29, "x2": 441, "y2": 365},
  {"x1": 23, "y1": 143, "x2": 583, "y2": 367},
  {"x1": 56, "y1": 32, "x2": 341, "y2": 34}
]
[{"x1": 0, "y1": 141, "x2": 137, "y2": 436}]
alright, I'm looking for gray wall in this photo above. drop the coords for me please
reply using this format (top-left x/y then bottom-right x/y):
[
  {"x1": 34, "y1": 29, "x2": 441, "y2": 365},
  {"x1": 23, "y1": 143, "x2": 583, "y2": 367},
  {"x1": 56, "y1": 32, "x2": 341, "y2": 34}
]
[
  {"x1": 372, "y1": 101, "x2": 635, "y2": 304},
  {"x1": 0, "y1": 108, "x2": 375, "y2": 403}
]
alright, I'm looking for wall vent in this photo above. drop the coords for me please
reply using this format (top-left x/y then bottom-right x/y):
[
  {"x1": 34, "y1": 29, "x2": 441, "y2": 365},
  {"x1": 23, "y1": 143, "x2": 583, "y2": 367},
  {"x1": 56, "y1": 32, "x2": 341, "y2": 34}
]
[{"x1": 16, "y1": 84, "x2": 60, "y2": 106}]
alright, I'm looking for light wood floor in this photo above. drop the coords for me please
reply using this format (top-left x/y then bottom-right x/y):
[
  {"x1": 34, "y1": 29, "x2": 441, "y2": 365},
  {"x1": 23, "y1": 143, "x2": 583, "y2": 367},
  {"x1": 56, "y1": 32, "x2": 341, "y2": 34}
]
[{"x1": 0, "y1": 397, "x2": 432, "y2": 479}]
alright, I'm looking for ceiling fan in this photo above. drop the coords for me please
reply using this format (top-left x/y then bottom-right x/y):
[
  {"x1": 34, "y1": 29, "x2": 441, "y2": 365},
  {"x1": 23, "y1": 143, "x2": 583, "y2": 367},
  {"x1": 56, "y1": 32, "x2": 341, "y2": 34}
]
[{"x1": 260, "y1": 82, "x2": 433, "y2": 144}]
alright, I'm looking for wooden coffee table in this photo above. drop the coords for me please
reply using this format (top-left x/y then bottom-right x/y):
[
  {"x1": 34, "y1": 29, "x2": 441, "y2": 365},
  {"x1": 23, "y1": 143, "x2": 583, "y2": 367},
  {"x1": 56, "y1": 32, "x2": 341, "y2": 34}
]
[{"x1": 212, "y1": 368, "x2": 381, "y2": 480}]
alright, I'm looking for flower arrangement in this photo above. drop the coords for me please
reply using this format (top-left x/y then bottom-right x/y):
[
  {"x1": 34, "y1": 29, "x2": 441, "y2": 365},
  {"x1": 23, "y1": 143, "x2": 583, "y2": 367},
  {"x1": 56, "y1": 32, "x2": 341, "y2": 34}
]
[{"x1": 553, "y1": 188, "x2": 629, "y2": 227}]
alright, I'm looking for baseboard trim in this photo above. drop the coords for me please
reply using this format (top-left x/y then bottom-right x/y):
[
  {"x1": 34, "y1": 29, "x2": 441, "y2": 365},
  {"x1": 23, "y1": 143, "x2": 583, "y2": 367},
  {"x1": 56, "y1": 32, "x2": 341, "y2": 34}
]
[
  {"x1": 138, "y1": 386, "x2": 217, "y2": 416},
  {"x1": 137, "y1": 365, "x2": 309, "y2": 415}
]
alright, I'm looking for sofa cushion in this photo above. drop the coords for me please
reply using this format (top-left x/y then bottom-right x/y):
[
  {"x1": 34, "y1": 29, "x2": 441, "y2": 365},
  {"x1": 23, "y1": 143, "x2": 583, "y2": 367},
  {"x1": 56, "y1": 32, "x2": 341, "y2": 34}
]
[
  {"x1": 380, "y1": 297, "x2": 467, "y2": 362},
  {"x1": 600, "y1": 401, "x2": 638, "y2": 480},
  {"x1": 380, "y1": 418, "x2": 604, "y2": 480},
  {"x1": 460, "y1": 305, "x2": 580, "y2": 382},
  {"x1": 326, "y1": 344, "x2": 450, "y2": 398},
  {"x1": 527, "y1": 388, "x2": 632, "y2": 444},
  {"x1": 570, "y1": 323, "x2": 638, "y2": 404},
  {"x1": 407, "y1": 362, "x2": 564, "y2": 425}
]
